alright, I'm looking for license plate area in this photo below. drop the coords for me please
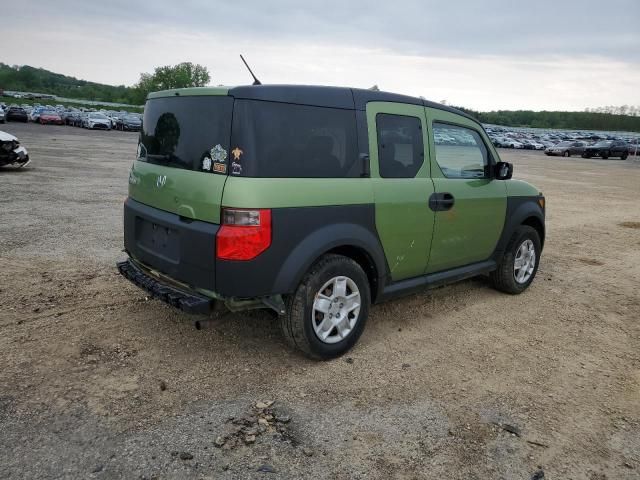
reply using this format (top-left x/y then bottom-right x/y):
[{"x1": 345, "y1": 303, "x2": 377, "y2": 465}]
[{"x1": 135, "y1": 217, "x2": 179, "y2": 263}]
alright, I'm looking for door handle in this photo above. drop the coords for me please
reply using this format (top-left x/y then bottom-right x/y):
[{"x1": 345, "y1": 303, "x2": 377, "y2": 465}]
[{"x1": 429, "y1": 192, "x2": 455, "y2": 211}]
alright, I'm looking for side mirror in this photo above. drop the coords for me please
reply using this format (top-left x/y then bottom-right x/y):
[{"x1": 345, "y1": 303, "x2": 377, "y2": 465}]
[{"x1": 495, "y1": 161, "x2": 513, "y2": 180}]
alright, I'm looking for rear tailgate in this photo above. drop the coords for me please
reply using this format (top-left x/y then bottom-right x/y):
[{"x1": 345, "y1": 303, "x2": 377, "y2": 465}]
[{"x1": 124, "y1": 93, "x2": 233, "y2": 292}]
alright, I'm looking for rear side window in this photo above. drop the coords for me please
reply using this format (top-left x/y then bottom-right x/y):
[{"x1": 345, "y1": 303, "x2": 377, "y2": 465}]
[
  {"x1": 376, "y1": 114, "x2": 424, "y2": 178},
  {"x1": 139, "y1": 96, "x2": 233, "y2": 172},
  {"x1": 231, "y1": 100, "x2": 359, "y2": 178},
  {"x1": 432, "y1": 123, "x2": 489, "y2": 179}
]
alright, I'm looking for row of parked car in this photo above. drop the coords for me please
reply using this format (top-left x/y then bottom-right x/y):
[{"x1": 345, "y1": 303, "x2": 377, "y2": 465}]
[
  {"x1": 0, "y1": 103, "x2": 142, "y2": 132},
  {"x1": 486, "y1": 127, "x2": 639, "y2": 159}
]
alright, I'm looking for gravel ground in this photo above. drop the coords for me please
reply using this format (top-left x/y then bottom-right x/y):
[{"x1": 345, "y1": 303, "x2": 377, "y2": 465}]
[{"x1": 1, "y1": 123, "x2": 639, "y2": 480}]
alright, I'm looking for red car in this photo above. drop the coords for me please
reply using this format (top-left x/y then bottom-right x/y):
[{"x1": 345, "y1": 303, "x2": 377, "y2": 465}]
[{"x1": 39, "y1": 111, "x2": 63, "y2": 125}]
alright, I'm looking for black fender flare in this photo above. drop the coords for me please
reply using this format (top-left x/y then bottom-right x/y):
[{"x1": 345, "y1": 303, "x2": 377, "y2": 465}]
[
  {"x1": 272, "y1": 222, "x2": 388, "y2": 299},
  {"x1": 493, "y1": 197, "x2": 545, "y2": 257}
]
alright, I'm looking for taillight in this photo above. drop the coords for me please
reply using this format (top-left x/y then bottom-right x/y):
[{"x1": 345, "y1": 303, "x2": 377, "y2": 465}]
[{"x1": 216, "y1": 209, "x2": 272, "y2": 261}]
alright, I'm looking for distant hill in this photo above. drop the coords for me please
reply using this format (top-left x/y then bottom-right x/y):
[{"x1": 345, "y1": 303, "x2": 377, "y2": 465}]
[{"x1": 0, "y1": 63, "x2": 140, "y2": 105}]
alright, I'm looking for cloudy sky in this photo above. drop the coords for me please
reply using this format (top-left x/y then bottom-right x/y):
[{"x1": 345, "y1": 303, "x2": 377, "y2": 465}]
[{"x1": 3, "y1": 0, "x2": 640, "y2": 111}]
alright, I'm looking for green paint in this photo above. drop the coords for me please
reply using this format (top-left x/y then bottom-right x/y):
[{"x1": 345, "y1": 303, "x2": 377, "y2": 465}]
[
  {"x1": 506, "y1": 179, "x2": 541, "y2": 197},
  {"x1": 128, "y1": 91, "x2": 541, "y2": 289},
  {"x1": 221, "y1": 177, "x2": 373, "y2": 209},
  {"x1": 427, "y1": 178, "x2": 506, "y2": 272},
  {"x1": 424, "y1": 106, "x2": 507, "y2": 273},
  {"x1": 128, "y1": 160, "x2": 227, "y2": 224},
  {"x1": 366, "y1": 102, "x2": 435, "y2": 281},
  {"x1": 147, "y1": 86, "x2": 230, "y2": 99}
]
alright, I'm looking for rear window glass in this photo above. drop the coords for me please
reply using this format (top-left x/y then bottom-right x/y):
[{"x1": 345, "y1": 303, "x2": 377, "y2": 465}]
[
  {"x1": 139, "y1": 96, "x2": 233, "y2": 172},
  {"x1": 231, "y1": 100, "x2": 360, "y2": 178}
]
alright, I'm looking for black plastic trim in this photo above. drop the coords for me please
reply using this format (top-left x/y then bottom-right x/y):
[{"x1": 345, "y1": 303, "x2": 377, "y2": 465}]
[
  {"x1": 117, "y1": 259, "x2": 213, "y2": 314},
  {"x1": 226, "y1": 84, "x2": 482, "y2": 127},
  {"x1": 378, "y1": 260, "x2": 496, "y2": 302},
  {"x1": 123, "y1": 198, "x2": 219, "y2": 291},
  {"x1": 229, "y1": 85, "x2": 355, "y2": 109},
  {"x1": 215, "y1": 204, "x2": 389, "y2": 300},
  {"x1": 492, "y1": 196, "x2": 545, "y2": 258}
]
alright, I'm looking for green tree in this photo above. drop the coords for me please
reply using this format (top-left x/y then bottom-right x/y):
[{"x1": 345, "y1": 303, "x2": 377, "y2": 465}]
[{"x1": 133, "y1": 62, "x2": 210, "y2": 103}]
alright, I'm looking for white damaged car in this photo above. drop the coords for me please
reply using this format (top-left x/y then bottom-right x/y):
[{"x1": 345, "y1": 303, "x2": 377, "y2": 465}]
[{"x1": 0, "y1": 130, "x2": 30, "y2": 168}]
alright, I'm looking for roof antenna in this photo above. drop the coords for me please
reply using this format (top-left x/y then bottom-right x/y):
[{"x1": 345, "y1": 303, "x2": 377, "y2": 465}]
[{"x1": 240, "y1": 54, "x2": 262, "y2": 85}]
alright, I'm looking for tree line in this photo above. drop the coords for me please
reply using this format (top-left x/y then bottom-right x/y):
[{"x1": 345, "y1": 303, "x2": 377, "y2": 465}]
[
  {"x1": 454, "y1": 107, "x2": 640, "y2": 133},
  {"x1": 0, "y1": 62, "x2": 210, "y2": 106}
]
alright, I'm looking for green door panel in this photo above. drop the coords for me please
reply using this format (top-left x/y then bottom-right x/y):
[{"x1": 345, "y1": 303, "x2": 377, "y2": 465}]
[
  {"x1": 128, "y1": 160, "x2": 227, "y2": 224},
  {"x1": 424, "y1": 107, "x2": 507, "y2": 273},
  {"x1": 427, "y1": 178, "x2": 506, "y2": 273},
  {"x1": 366, "y1": 102, "x2": 435, "y2": 281}
]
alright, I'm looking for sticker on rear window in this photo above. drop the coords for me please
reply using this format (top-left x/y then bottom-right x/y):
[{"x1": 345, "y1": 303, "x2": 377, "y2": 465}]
[
  {"x1": 211, "y1": 144, "x2": 227, "y2": 163},
  {"x1": 231, "y1": 147, "x2": 243, "y2": 161},
  {"x1": 213, "y1": 162, "x2": 227, "y2": 174},
  {"x1": 202, "y1": 157, "x2": 212, "y2": 171}
]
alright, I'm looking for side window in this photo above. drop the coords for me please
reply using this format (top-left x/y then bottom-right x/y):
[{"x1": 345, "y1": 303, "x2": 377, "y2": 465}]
[
  {"x1": 433, "y1": 123, "x2": 489, "y2": 179},
  {"x1": 376, "y1": 114, "x2": 424, "y2": 178},
  {"x1": 231, "y1": 100, "x2": 360, "y2": 178}
]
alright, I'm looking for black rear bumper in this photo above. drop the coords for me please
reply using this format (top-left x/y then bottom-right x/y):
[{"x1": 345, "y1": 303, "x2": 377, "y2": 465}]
[{"x1": 117, "y1": 259, "x2": 213, "y2": 314}]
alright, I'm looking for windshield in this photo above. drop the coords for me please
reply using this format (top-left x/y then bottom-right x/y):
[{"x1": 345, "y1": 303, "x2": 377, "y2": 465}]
[
  {"x1": 139, "y1": 96, "x2": 233, "y2": 172},
  {"x1": 557, "y1": 141, "x2": 572, "y2": 146},
  {"x1": 90, "y1": 113, "x2": 108, "y2": 119},
  {"x1": 594, "y1": 141, "x2": 613, "y2": 147},
  {"x1": 124, "y1": 115, "x2": 140, "y2": 122}
]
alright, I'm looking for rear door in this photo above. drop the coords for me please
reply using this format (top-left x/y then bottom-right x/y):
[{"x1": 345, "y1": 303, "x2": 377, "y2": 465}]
[
  {"x1": 128, "y1": 93, "x2": 233, "y2": 224},
  {"x1": 424, "y1": 107, "x2": 507, "y2": 273},
  {"x1": 367, "y1": 102, "x2": 435, "y2": 281}
]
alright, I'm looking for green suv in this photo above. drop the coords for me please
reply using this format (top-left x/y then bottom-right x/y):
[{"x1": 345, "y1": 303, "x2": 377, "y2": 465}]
[{"x1": 117, "y1": 85, "x2": 545, "y2": 359}]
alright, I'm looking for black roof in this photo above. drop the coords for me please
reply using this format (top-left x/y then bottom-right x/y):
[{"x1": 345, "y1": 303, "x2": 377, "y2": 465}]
[{"x1": 228, "y1": 84, "x2": 479, "y2": 125}]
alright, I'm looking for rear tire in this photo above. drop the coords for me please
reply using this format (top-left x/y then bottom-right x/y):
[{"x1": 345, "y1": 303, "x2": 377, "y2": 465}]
[
  {"x1": 491, "y1": 225, "x2": 541, "y2": 294},
  {"x1": 280, "y1": 254, "x2": 371, "y2": 360}
]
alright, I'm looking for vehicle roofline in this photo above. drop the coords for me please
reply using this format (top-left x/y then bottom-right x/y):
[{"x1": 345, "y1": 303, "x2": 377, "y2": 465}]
[{"x1": 145, "y1": 84, "x2": 483, "y2": 127}]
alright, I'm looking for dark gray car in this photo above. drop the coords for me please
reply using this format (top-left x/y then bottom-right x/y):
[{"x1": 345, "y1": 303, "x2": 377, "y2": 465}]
[
  {"x1": 582, "y1": 140, "x2": 629, "y2": 159},
  {"x1": 545, "y1": 141, "x2": 586, "y2": 157}
]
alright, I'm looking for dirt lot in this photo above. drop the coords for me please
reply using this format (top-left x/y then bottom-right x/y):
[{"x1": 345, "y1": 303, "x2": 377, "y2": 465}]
[{"x1": 1, "y1": 122, "x2": 639, "y2": 480}]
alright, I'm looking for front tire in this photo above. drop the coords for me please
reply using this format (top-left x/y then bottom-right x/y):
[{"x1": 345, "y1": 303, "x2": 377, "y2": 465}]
[
  {"x1": 281, "y1": 254, "x2": 371, "y2": 360},
  {"x1": 491, "y1": 225, "x2": 541, "y2": 294},
  {"x1": 621, "y1": 152, "x2": 628, "y2": 160},
  {"x1": 563, "y1": 150, "x2": 570, "y2": 157},
  {"x1": 601, "y1": 151, "x2": 609, "y2": 159}
]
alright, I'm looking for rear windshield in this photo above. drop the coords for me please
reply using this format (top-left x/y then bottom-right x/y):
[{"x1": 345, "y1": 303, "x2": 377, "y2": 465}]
[
  {"x1": 139, "y1": 96, "x2": 233, "y2": 171},
  {"x1": 231, "y1": 100, "x2": 360, "y2": 178}
]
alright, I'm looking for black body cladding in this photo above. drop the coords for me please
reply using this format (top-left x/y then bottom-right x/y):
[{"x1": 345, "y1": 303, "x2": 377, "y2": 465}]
[
  {"x1": 493, "y1": 196, "x2": 545, "y2": 257},
  {"x1": 216, "y1": 204, "x2": 388, "y2": 299},
  {"x1": 124, "y1": 198, "x2": 219, "y2": 291}
]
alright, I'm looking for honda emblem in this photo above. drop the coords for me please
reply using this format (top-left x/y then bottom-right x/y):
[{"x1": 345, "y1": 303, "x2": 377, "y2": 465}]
[{"x1": 156, "y1": 175, "x2": 167, "y2": 188}]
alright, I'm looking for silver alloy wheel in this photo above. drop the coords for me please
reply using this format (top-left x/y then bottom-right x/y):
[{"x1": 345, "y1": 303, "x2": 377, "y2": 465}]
[
  {"x1": 514, "y1": 239, "x2": 536, "y2": 284},
  {"x1": 312, "y1": 276, "x2": 361, "y2": 344}
]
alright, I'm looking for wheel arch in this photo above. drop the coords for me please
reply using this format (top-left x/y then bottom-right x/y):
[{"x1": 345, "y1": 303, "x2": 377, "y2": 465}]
[
  {"x1": 493, "y1": 197, "x2": 545, "y2": 258},
  {"x1": 271, "y1": 223, "x2": 388, "y2": 301},
  {"x1": 326, "y1": 244, "x2": 381, "y2": 302},
  {"x1": 522, "y1": 215, "x2": 545, "y2": 250}
]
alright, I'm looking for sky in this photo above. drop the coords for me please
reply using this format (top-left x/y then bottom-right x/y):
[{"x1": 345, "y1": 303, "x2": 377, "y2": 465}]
[{"x1": 3, "y1": 0, "x2": 640, "y2": 111}]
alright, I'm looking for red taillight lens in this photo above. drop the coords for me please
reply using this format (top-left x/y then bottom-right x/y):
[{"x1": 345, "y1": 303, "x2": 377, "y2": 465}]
[{"x1": 216, "y1": 209, "x2": 272, "y2": 261}]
